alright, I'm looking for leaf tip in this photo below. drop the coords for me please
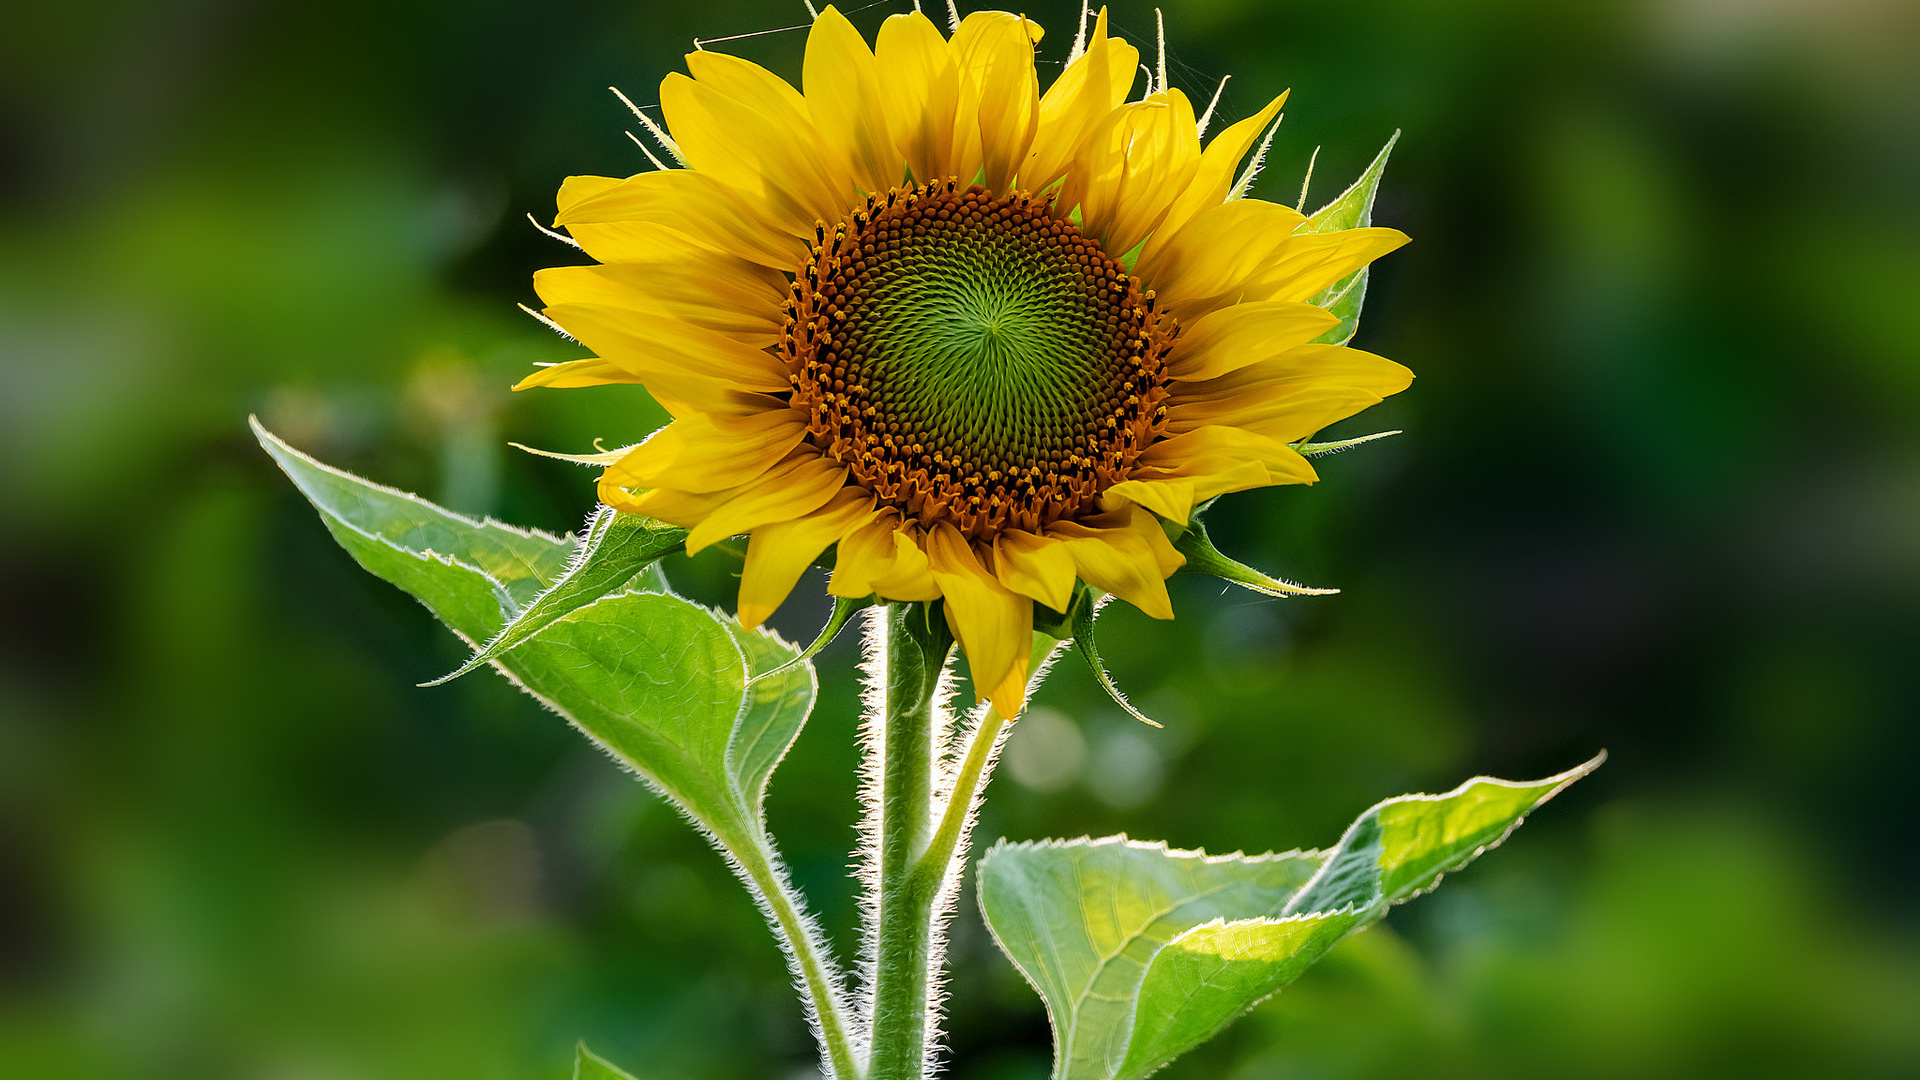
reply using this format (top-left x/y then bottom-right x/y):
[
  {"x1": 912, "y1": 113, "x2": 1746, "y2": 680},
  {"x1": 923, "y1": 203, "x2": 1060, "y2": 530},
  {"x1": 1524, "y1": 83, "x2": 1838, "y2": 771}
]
[
  {"x1": 249, "y1": 414, "x2": 293, "y2": 459},
  {"x1": 1560, "y1": 749, "x2": 1608, "y2": 785}
]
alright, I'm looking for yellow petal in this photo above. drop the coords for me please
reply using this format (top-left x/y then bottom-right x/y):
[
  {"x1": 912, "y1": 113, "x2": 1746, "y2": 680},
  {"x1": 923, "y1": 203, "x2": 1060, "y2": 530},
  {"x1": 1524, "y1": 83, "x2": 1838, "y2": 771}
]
[
  {"x1": 534, "y1": 249, "x2": 783, "y2": 309},
  {"x1": 529, "y1": 351, "x2": 753, "y2": 420},
  {"x1": 1152, "y1": 218, "x2": 1407, "y2": 321},
  {"x1": 556, "y1": 169, "x2": 804, "y2": 269},
  {"x1": 1187, "y1": 459, "x2": 1274, "y2": 502},
  {"x1": 596, "y1": 474, "x2": 652, "y2": 515},
  {"x1": 541, "y1": 302, "x2": 792, "y2": 394},
  {"x1": 657, "y1": 70, "x2": 775, "y2": 193},
  {"x1": 604, "y1": 411, "x2": 808, "y2": 494},
  {"x1": 739, "y1": 488, "x2": 879, "y2": 628},
  {"x1": 1240, "y1": 227, "x2": 1411, "y2": 305},
  {"x1": 984, "y1": 661, "x2": 1033, "y2": 721},
  {"x1": 806, "y1": 6, "x2": 900, "y2": 194},
  {"x1": 1172, "y1": 340, "x2": 1412, "y2": 405},
  {"x1": 1171, "y1": 383, "x2": 1405, "y2": 446},
  {"x1": 659, "y1": 71, "x2": 844, "y2": 238},
  {"x1": 1067, "y1": 90, "x2": 1201, "y2": 258},
  {"x1": 1138, "y1": 426, "x2": 1319, "y2": 499},
  {"x1": 830, "y1": 514, "x2": 941, "y2": 602},
  {"x1": 874, "y1": 11, "x2": 962, "y2": 184},
  {"x1": 1230, "y1": 387, "x2": 1399, "y2": 445},
  {"x1": 683, "y1": 455, "x2": 850, "y2": 553},
  {"x1": 623, "y1": 481, "x2": 737, "y2": 524},
  {"x1": 1133, "y1": 197, "x2": 1307, "y2": 315},
  {"x1": 683, "y1": 48, "x2": 853, "y2": 217},
  {"x1": 1167, "y1": 301, "x2": 1343, "y2": 382},
  {"x1": 992, "y1": 529, "x2": 1076, "y2": 612},
  {"x1": 535, "y1": 258, "x2": 786, "y2": 348},
  {"x1": 827, "y1": 512, "x2": 893, "y2": 597},
  {"x1": 1098, "y1": 477, "x2": 1196, "y2": 524},
  {"x1": 1147, "y1": 91, "x2": 1287, "y2": 250},
  {"x1": 1130, "y1": 504, "x2": 1187, "y2": 577},
  {"x1": 512, "y1": 358, "x2": 638, "y2": 391},
  {"x1": 950, "y1": 11, "x2": 1043, "y2": 191},
  {"x1": 1022, "y1": 8, "x2": 1139, "y2": 190},
  {"x1": 1167, "y1": 343, "x2": 1414, "y2": 443},
  {"x1": 926, "y1": 523, "x2": 1032, "y2": 714},
  {"x1": 554, "y1": 174, "x2": 625, "y2": 217},
  {"x1": 685, "y1": 47, "x2": 809, "y2": 115},
  {"x1": 1048, "y1": 508, "x2": 1182, "y2": 620}
]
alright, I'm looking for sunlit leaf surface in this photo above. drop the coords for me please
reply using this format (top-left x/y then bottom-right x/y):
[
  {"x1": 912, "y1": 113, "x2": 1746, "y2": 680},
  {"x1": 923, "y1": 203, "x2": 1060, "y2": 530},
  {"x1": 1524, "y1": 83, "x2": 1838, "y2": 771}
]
[
  {"x1": 426, "y1": 504, "x2": 687, "y2": 685},
  {"x1": 979, "y1": 757, "x2": 1602, "y2": 1080},
  {"x1": 254, "y1": 419, "x2": 810, "y2": 862}
]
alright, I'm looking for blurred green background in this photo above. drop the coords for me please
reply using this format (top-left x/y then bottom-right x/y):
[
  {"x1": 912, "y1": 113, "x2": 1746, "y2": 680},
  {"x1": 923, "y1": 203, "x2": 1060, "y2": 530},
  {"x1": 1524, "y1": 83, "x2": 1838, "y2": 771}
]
[{"x1": 4, "y1": 0, "x2": 1918, "y2": 1077}]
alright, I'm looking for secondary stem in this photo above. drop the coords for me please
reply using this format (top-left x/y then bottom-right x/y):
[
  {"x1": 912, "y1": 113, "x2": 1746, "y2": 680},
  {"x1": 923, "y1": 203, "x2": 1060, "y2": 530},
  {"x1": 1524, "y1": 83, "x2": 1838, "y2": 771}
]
[
  {"x1": 731, "y1": 836, "x2": 862, "y2": 1080},
  {"x1": 916, "y1": 705, "x2": 1008, "y2": 882}
]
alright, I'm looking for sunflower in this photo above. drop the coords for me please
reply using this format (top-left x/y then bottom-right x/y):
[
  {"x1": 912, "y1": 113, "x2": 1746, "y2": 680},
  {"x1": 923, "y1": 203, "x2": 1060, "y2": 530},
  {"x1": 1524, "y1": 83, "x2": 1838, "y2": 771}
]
[{"x1": 520, "y1": 5, "x2": 1411, "y2": 717}]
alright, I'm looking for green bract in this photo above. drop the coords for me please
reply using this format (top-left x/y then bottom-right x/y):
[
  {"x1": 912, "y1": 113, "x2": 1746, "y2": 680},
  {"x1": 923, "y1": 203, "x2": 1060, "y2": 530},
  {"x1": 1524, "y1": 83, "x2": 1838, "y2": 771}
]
[{"x1": 1305, "y1": 131, "x2": 1399, "y2": 347}]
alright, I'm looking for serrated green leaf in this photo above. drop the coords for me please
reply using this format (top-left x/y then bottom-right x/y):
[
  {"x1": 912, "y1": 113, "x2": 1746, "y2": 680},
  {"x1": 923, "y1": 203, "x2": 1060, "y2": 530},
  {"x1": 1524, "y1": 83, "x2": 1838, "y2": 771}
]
[
  {"x1": 1172, "y1": 516, "x2": 1337, "y2": 599},
  {"x1": 978, "y1": 756, "x2": 1602, "y2": 1080},
  {"x1": 425, "y1": 504, "x2": 687, "y2": 685},
  {"x1": 255, "y1": 420, "x2": 811, "y2": 842},
  {"x1": 252, "y1": 416, "x2": 572, "y2": 619},
  {"x1": 253, "y1": 418, "x2": 570, "y2": 640},
  {"x1": 719, "y1": 617, "x2": 814, "y2": 820},
  {"x1": 1116, "y1": 909, "x2": 1358, "y2": 1076},
  {"x1": 1286, "y1": 754, "x2": 1604, "y2": 915},
  {"x1": 1304, "y1": 130, "x2": 1398, "y2": 346},
  {"x1": 506, "y1": 592, "x2": 755, "y2": 824},
  {"x1": 574, "y1": 1042, "x2": 641, "y2": 1080},
  {"x1": 319, "y1": 528, "x2": 511, "y2": 644},
  {"x1": 258, "y1": 421, "x2": 851, "y2": 1071},
  {"x1": 978, "y1": 839, "x2": 1323, "y2": 1080}
]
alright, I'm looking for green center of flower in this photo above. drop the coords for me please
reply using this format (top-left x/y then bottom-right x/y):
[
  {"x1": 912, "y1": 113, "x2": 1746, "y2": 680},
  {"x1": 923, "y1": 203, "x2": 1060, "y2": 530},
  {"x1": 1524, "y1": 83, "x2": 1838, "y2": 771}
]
[{"x1": 784, "y1": 180, "x2": 1175, "y2": 538}]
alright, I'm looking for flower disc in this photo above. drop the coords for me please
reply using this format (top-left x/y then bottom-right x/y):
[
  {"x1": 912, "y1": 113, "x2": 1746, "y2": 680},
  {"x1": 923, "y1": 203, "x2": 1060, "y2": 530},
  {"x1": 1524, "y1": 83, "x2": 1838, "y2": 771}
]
[{"x1": 785, "y1": 180, "x2": 1176, "y2": 540}]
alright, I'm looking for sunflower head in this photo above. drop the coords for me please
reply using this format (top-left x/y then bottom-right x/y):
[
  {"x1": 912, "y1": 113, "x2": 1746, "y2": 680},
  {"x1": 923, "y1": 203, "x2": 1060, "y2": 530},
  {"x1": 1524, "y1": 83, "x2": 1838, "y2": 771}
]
[{"x1": 521, "y1": 5, "x2": 1412, "y2": 717}]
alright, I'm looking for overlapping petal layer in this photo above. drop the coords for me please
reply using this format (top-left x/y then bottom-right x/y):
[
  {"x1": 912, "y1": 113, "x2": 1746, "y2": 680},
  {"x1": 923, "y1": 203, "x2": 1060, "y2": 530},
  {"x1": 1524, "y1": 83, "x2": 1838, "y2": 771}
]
[{"x1": 526, "y1": 6, "x2": 1411, "y2": 716}]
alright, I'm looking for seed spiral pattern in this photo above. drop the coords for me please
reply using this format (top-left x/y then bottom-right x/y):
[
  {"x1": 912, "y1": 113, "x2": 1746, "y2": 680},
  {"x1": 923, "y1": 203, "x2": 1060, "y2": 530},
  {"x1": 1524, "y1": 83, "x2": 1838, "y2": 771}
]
[{"x1": 782, "y1": 179, "x2": 1177, "y2": 539}]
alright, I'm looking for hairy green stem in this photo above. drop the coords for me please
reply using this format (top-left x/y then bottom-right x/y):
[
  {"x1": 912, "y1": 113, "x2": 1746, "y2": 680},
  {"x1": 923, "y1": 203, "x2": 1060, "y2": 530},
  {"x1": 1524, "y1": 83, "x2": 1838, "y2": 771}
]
[
  {"x1": 731, "y1": 833, "x2": 862, "y2": 1080},
  {"x1": 865, "y1": 604, "x2": 951, "y2": 1080},
  {"x1": 915, "y1": 704, "x2": 1009, "y2": 884}
]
